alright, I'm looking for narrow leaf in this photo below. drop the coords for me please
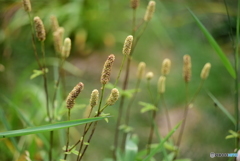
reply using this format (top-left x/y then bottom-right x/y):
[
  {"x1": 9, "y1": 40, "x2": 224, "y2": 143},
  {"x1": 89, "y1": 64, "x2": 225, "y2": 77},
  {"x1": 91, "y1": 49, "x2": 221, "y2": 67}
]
[
  {"x1": 188, "y1": 8, "x2": 236, "y2": 78},
  {"x1": 0, "y1": 117, "x2": 105, "y2": 138},
  {"x1": 207, "y1": 91, "x2": 236, "y2": 125},
  {"x1": 1, "y1": 95, "x2": 50, "y2": 149},
  {"x1": 143, "y1": 122, "x2": 181, "y2": 161}
]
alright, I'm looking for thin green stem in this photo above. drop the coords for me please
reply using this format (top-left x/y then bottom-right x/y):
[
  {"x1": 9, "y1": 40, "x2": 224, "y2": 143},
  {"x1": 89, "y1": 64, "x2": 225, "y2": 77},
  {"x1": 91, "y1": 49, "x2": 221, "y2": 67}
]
[
  {"x1": 41, "y1": 41, "x2": 52, "y2": 161},
  {"x1": 113, "y1": 15, "x2": 149, "y2": 160},
  {"x1": 147, "y1": 98, "x2": 160, "y2": 155},
  {"x1": 78, "y1": 121, "x2": 99, "y2": 161},
  {"x1": 161, "y1": 94, "x2": 172, "y2": 134},
  {"x1": 76, "y1": 85, "x2": 106, "y2": 161},
  {"x1": 176, "y1": 83, "x2": 189, "y2": 149},
  {"x1": 64, "y1": 109, "x2": 71, "y2": 160},
  {"x1": 147, "y1": 80, "x2": 154, "y2": 103},
  {"x1": 69, "y1": 105, "x2": 108, "y2": 153},
  {"x1": 114, "y1": 55, "x2": 127, "y2": 87},
  {"x1": 121, "y1": 78, "x2": 141, "y2": 149},
  {"x1": 52, "y1": 59, "x2": 65, "y2": 120},
  {"x1": 235, "y1": 0, "x2": 240, "y2": 150}
]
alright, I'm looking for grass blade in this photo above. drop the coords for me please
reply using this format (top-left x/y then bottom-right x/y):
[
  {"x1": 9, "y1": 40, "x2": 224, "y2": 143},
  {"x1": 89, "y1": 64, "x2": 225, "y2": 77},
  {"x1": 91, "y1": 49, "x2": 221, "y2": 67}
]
[
  {"x1": 188, "y1": 8, "x2": 236, "y2": 79},
  {"x1": 0, "y1": 117, "x2": 105, "y2": 138},
  {"x1": 0, "y1": 108, "x2": 21, "y2": 152},
  {"x1": 207, "y1": 91, "x2": 236, "y2": 125},
  {"x1": 143, "y1": 122, "x2": 181, "y2": 161},
  {"x1": 1, "y1": 95, "x2": 50, "y2": 149}
]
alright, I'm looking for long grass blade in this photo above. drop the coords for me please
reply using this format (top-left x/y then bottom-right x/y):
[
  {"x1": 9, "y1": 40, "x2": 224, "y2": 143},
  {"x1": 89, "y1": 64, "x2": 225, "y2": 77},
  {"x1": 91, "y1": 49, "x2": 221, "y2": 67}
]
[
  {"x1": 1, "y1": 95, "x2": 50, "y2": 149},
  {"x1": 143, "y1": 122, "x2": 181, "y2": 161},
  {"x1": 0, "y1": 117, "x2": 105, "y2": 138},
  {"x1": 207, "y1": 91, "x2": 236, "y2": 125},
  {"x1": 188, "y1": 8, "x2": 236, "y2": 79},
  {"x1": 0, "y1": 108, "x2": 21, "y2": 152}
]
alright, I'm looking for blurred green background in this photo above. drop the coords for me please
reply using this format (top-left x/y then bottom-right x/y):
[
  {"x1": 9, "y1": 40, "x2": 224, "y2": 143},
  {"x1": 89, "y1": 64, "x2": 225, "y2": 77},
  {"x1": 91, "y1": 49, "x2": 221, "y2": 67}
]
[{"x1": 0, "y1": 0, "x2": 237, "y2": 160}]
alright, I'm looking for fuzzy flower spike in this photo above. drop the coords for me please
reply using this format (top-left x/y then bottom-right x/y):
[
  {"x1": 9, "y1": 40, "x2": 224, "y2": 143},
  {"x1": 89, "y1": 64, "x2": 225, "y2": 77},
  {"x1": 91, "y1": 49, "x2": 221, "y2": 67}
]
[
  {"x1": 100, "y1": 54, "x2": 115, "y2": 85},
  {"x1": 66, "y1": 82, "x2": 84, "y2": 109},
  {"x1": 34, "y1": 16, "x2": 46, "y2": 41}
]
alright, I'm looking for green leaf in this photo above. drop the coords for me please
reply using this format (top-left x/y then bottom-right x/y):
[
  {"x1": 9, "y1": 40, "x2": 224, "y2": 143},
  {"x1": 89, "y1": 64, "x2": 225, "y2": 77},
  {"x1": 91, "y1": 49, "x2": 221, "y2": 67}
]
[
  {"x1": 0, "y1": 117, "x2": 105, "y2": 138},
  {"x1": 207, "y1": 91, "x2": 236, "y2": 125},
  {"x1": 139, "y1": 102, "x2": 157, "y2": 113},
  {"x1": 188, "y1": 8, "x2": 236, "y2": 79},
  {"x1": 30, "y1": 69, "x2": 48, "y2": 79},
  {"x1": 124, "y1": 135, "x2": 138, "y2": 161},
  {"x1": 143, "y1": 122, "x2": 181, "y2": 161},
  {"x1": 226, "y1": 130, "x2": 240, "y2": 139},
  {"x1": 1, "y1": 95, "x2": 50, "y2": 149}
]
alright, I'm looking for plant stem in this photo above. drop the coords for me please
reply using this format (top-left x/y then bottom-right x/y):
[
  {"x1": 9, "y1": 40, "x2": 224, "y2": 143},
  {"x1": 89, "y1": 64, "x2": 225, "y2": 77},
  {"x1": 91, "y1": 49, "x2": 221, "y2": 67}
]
[
  {"x1": 113, "y1": 57, "x2": 130, "y2": 160},
  {"x1": 121, "y1": 77, "x2": 141, "y2": 149},
  {"x1": 76, "y1": 85, "x2": 106, "y2": 160},
  {"x1": 52, "y1": 59, "x2": 65, "y2": 120},
  {"x1": 176, "y1": 83, "x2": 189, "y2": 149},
  {"x1": 68, "y1": 105, "x2": 108, "y2": 153},
  {"x1": 114, "y1": 55, "x2": 127, "y2": 87},
  {"x1": 64, "y1": 109, "x2": 71, "y2": 160},
  {"x1": 40, "y1": 41, "x2": 52, "y2": 161},
  {"x1": 147, "y1": 99, "x2": 159, "y2": 154},
  {"x1": 147, "y1": 80, "x2": 154, "y2": 103},
  {"x1": 235, "y1": 0, "x2": 240, "y2": 150},
  {"x1": 28, "y1": 12, "x2": 42, "y2": 69},
  {"x1": 161, "y1": 94, "x2": 172, "y2": 134},
  {"x1": 78, "y1": 121, "x2": 99, "y2": 161}
]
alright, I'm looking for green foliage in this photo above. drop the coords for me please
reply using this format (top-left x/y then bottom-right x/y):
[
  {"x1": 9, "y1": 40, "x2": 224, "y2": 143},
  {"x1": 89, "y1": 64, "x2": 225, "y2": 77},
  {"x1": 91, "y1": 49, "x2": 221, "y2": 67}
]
[
  {"x1": 139, "y1": 102, "x2": 157, "y2": 113},
  {"x1": 188, "y1": 8, "x2": 236, "y2": 79},
  {"x1": 0, "y1": 117, "x2": 105, "y2": 138},
  {"x1": 207, "y1": 91, "x2": 236, "y2": 125}
]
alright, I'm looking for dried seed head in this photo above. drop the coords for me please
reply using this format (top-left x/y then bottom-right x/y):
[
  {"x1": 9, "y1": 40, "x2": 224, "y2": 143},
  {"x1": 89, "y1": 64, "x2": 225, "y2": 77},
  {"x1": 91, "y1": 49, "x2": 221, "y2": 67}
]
[
  {"x1": 106, "y1": 88, "x2": 120, "y2": 106},
  {"x1": 66, "y1": 82, "x2": 84, "y2": 109},
  {"x1": 22, "y1": 0, "x2": 31, "y2": 12},
  {"x1": 89, "y1": 89, "x2": 99, "y2": 107},
  {"x1": 144, "y1": 1, "x2": 156, "y2": 21},
  {"x1": 137, "y1": 62, "x2": 146, "y2": 79},
  {"x1": 122, "y1": 35, "x2": 133, "y2": 56},
  {"x1": 183, "y1": 55, "x2": 191, "y2": 83},
  {"x1": 161, "y1": 58, "x2": 171, "y2": 76},
  {"x1": 201, "y1": 63, "x2": 211, "y2": 80},
  {"x1": 61, "y1": 38, "x2": 71, "y2": 58},
  {"x1": 34, "y1": 16, "x2": 46, "y2": 41},
  {"x1": 100, "y1": 54, "x2": 115, "y2": 84},
  {"x1": 50, "y1": 15, "x2": 59, "y2": 32},
  {"x1": 158, "y1": 76, "x2": 166, "y2": 94},
  {"x1": 131, "y1": 0, "x2": 139, "y2": 9},
  {"x1": 146, "y1": 71, "x2": 154, "y2": 80}
]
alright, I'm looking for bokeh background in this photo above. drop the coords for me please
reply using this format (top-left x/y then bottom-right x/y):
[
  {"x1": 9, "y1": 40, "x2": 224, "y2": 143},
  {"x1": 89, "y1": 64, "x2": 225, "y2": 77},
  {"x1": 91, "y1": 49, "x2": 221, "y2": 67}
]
[{"x1": 0, "y1": 0, "x2": 237, "y2": 160}]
